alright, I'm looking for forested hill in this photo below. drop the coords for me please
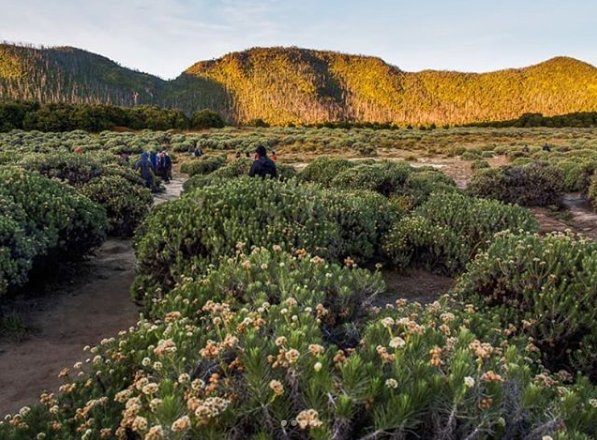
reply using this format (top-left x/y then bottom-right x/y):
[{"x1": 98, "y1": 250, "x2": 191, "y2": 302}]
[{"x1": 3, "y1": 43, "x2": 597, "y2": 126}]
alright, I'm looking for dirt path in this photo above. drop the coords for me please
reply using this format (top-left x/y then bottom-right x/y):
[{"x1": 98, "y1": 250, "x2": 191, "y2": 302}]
[{"x1": 0, "y1": 175, "x2": 186, "y2": 417}]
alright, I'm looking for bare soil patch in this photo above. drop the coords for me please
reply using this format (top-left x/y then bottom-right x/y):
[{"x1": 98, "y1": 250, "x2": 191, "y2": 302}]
[{"x1": 375, "y1": 268, "x2": 455, "y2": 307}]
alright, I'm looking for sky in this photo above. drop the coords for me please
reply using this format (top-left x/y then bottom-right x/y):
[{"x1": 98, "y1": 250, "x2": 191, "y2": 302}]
[{"x1": 0, "y1": 0, "x2": 596, "y2": 79}]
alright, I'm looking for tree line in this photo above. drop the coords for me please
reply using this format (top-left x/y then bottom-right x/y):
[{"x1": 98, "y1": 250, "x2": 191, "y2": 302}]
[
  {"x1": 0, "y1": 101, "x2": 225, "y2": 132},
  {"x1": 467, "y1": 112, "x2": 597, "y2": 128}
]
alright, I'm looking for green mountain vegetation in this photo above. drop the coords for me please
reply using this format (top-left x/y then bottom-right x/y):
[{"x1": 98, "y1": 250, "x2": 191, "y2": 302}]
[{"x1": 2, "y1": 43, "x2": 597, "y2": 126}]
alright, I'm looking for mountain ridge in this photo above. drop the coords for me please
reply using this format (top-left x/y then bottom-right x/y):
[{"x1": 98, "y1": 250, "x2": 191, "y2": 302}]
[{"x1": 2, "y1": 43, "x2": 597, "y2": 125}]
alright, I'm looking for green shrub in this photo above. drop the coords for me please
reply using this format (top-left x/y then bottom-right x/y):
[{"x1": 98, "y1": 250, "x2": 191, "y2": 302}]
[
  {"x1": 134, "y1": 179, "x2": 344, "y2": 297},
  {"x1": 298, "y1": 157, "x2": 356, "y2": 187},
  {"x1": 468, "y1": 162, "x2": 564, "y2": 207},
  {"x1": 183, "y1": 159, "x2": 296, "y2": 193},
  {"x1": 191, "y1": 109, "x2": 225, "y2": 129},
  {"x1": 179, "y1": 155, "x2": 227, "y2": 177},
  {"x1": 0, "y1": 196, "x2": 35, "y2": 295},
  {"x1": 18, "y1": 152, "x2": 104, "y2": 185},
  {"x1": 4, "y1": 249, "x2": 597, "y2": 439},
  {"x1": 461, "y1": 151, "x2": 482, "y2": 161},
  {"x1": 0, "y1": 167, "x2": 107, "y2": 294},
  {"x1": 332, "y1": 161, "x2": 412, "y2": 197},
  {"x1": 81, "y1": 176, "x2": 153, "y2": 237},
  {"x1": 383, "y1": 193, "x2": 538, "y2": 275},
  {"x1": 454, "y1": 232, "x2": 597, "y2": 380},
  {"x1": 471, "y1": 159, "x2": 490, "y2": 171}
]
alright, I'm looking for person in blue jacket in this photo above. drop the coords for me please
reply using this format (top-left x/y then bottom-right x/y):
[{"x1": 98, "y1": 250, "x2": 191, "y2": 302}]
[
  {"x1": 149, "y1": 150, "x2": 158, "y2": 171},
  {"x1": 134, "y1": 152, "x2": 153, "y2": 188}
]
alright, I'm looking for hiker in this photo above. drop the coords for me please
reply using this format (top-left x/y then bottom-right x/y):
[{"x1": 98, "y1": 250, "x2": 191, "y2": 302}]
[
  {"x1": 271, "y1": 150, "x2": 278, "y2": 161},
  {"x1": 134, "y1": 152, "x2": 153, "y2": 188},
  {"x1": 235, "y1": 151, "x2": 242, "y2": 160},
  {"x1": 249, "y1": 146, "x2": 277, "y2": 179},
  {"x1": 192, "y1": 147, "x2": 203, "y2": 158},
  {"x1": 522, "y1": 144, "x2": 529, "y2": 153},
  {"x1": 160, "y1": 150, "x2": 173, "y2": 183},
  {"x1": 245, "y1": 152, "x2": 251, "y2": 159},
  {"x1": 542, "y1": 144, "x2": 551, "y2": 152},
  {"x1": 149, "y1": 150, "x2": 158, "y2": 171},
  {"x1": 74, "y1": 147, "x2": 83, "y2": 155}
]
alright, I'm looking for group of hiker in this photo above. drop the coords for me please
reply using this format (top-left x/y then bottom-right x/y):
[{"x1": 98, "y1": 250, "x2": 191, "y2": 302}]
[
  {"x1": 133, "y1": 145, "x2": 278, "y2": 187},
  {"x1": 134, "y1": 150, "x2": 172, "y2": 189}
]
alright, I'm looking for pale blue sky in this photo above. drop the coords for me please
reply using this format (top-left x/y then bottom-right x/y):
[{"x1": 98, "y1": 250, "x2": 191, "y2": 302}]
[{"x1": 0, "y1": 0, "x2": 595, "y2": 79}]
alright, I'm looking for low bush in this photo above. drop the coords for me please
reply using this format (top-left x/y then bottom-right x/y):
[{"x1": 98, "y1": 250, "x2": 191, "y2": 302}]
[
  {"x1": 81, "y1": 176, "x2": 153, "y2": 237},
  {"x1": 18, "y1": 152, "x2": 105, "y2": 185},
  {"x1": 183, "y1": 159, "x2": 297, "y2": 193},
  {"x1": 134, "y1": 178, "x2": 400, "y2": 301},
  {"x1": 331, "y1": 161, "x2": 457, "y2": 208},
  {"x1": 0, "y1": 167, "x2": 107, "y2": 294},
  {"x1": 179, "y1": 155, "x2": 227, "y2": 177},
  {"x1": 383, "y1": 193, "x2": 538, "y2": 275},
  {"x1": 468, "y1": 162, "x2": 564, "y2": 207},
  {"x1": 298, "y1": 157, "x2": 356, "y2": 187},
  {"x1": 4, "y1": 249, "x2": 597, "y2": 439},
  {"x1": 454, "y1": 232, "x2": 597, "y2": 381}
]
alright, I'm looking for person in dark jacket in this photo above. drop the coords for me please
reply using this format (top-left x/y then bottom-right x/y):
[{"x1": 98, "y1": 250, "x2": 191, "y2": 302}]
[
  {"x1": 160, "y1": 150, "x2": 173, "y2": 183},
  {"x1": 134, "y1": 152, "x2": 153, "y2": 188},
  {"x1": 249, "y1": 146, "x2": 277, "y2": 178},
  {"x1": 149, "y1": 150, "x2": 158, "y2": 171}
]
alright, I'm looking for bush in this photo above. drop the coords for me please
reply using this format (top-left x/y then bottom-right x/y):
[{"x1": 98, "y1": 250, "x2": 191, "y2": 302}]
[
  {"x1": 18, "y1": 152, "x2": 105, "y2": 185},
  {"x1": 383, "y1": 193, "x2": 538, "y2": 275},
  {"x1": 454, "y1": 232, "x2": 597, "y2": 380},
  {"x1": 183, "y1": 159, "x2": 297, "y2": 193},
  {"x1": 191, "y1": 109, "x2": 225, "y2": 129},
  {"x1": 471, "y1": 159, "x2": 490, "y2": 171},
  {"x1": 81, "y1": 176, "x2": 153, "y2": 237},
  {"x1": 0, "y1": 167, "x2": 107, "y2": 294},
  {"x1": 468, "y1": 162, "x2": 564, "y2": 207},
  {"x1": 298, "y1": 157, "x2": 356, "y2": 187},
  {"x1": 4, "y1": 249, "x2": 597, "y2": 439},
  {"x1": 331, "y1": 161, "x2": 457, "y2": 208},
  {"x1": 179, "y1": 155, "x2": 227, "y2": 177},
  {"x1": 134, "y1": 179, "x2": 343, "y2": 297},
  {"x1": 134, "y1": 178, "x2": 401, "y2": 300},
  {"x1": 0, "y1": 196, "x2": 35, "y2": 295},
  {"x1": 332, "y1": 161, "x2": 412, "y2": 197}
]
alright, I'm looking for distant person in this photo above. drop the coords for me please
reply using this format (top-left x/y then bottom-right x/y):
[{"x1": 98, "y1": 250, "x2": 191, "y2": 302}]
[
  {"x1": 245, "y1": 152, "x2": 251, "y2": 159},
  {"x1": 74, "y1": 147, "x2": 83, "y2": 155},
  {"x1": 235, "y1": 151, "x2": 242, "y2": 160},
  {"x1": 134, "y1": 152, "x2": 153, "y2": 188},
  {"x1": 160, "y1": 150, "x2": 173, "y2": 183},
  {"x1": 542, "y1": 144, "x2": 551, "y2": 152},
  {"x1": 271, "y1": 150, "x2": 278, "y2": 161},
  {"x1": 249, "y1": 146, "x2": 277, "y2": 179},
  {"x1": 192, "y1": 147, "x2": 203, "y2": 158},
  {"x1": 522, "y1": 144, "x2": 529, "y2": 153},
  {"x1": 120, "y1": 152, "x2": 130, "y2": 163},
  {"x1": 149, "y1": 150, "x2": 158, "y2": 171}
]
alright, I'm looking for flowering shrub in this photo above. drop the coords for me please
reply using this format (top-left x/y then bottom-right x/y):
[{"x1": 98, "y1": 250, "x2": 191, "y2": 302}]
[
  {"x1": 468, "y1": 162, "x2": 564, "y2": 207},
  {"x1": 3, "y1": 249, "x2": 597, "y2": 439},
  {"x1": 383, "y1": 193, "x2": 538, "y2": 275},
  {"x1": 133, "y1": 179, "x2": 393, "y2": 299},
  {"x1": 454, "y1": 231, "x2": 597, "y2": 380},
  {"x1": 81, "y1": 176, "x2": 153, "y2": 237},
  {"x1": 0, "y1": 167, "x2": 107, "y2": 294}
]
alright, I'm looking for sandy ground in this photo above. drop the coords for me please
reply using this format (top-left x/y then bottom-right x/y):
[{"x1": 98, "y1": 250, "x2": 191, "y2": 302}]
[{"x1": 0, "y1": 174, "x2": 186, "y2": 417}]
